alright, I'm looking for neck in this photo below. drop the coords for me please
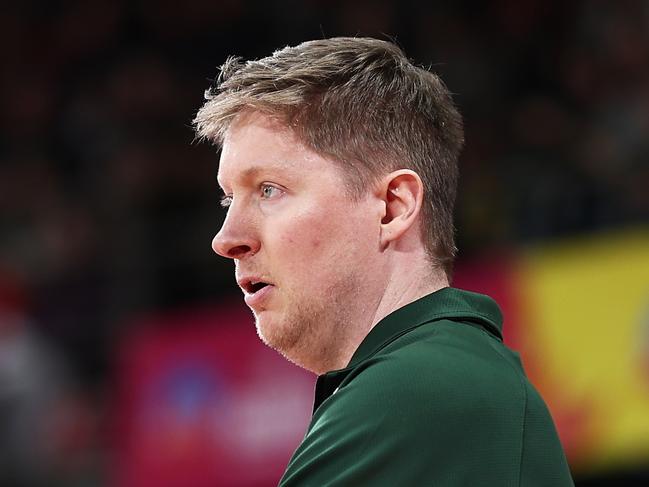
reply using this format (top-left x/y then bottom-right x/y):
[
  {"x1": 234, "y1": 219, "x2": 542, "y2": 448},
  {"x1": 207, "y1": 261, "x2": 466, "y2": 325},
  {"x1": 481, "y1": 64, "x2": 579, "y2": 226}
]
[
  {"x1": 325, "y1": 262, "x2": 448, "y2": 373},
  {"x1": 369, "y1": 265, "x2": 449, "y2": 333}
]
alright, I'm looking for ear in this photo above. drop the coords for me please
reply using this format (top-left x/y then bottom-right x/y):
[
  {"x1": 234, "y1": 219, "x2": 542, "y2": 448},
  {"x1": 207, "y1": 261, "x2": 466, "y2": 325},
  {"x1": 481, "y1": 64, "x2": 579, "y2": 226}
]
[{"x1": 378, "y1": 169, "x2": 424, "y2": 249}]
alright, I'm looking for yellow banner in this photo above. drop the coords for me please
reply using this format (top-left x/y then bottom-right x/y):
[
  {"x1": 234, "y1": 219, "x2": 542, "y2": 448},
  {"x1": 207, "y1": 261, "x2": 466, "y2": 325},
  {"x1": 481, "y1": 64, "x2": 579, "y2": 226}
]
[{"x1": 518, "y1": 228, "x2": 649, "y2": 473}]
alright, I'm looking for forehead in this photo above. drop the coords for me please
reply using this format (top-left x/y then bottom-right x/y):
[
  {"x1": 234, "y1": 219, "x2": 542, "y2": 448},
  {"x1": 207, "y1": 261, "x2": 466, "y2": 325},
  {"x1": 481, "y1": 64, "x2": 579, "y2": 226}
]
[{"x1": 217, "y1": 112, "x2": 343, "y2": 188}]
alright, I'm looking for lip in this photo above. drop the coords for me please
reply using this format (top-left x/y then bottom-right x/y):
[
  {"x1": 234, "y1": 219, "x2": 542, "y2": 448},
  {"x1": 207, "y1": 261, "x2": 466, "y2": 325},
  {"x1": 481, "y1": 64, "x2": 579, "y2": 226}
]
[
  {"x1": 236, "y1": 275, "x2": 273, "y2": 290},
  {"x1": 243, "y1": 284, "x2": 275, "y2": 308}
]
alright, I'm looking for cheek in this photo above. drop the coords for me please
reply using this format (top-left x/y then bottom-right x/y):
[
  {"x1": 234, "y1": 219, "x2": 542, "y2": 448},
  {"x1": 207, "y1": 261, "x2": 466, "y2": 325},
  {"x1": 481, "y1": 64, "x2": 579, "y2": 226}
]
[
  {"x1": 271, "y1": 212, "x2": 342, "y2": 270},
  {"x1": 268, "y1": 200, "x2": 377, "y2": 270},
  {"x1": 278, "y1": 221, "x2": 326, "y2": 254},
  {"x1": 277, "y1": 227, "x2": 321, "y2": 246}
]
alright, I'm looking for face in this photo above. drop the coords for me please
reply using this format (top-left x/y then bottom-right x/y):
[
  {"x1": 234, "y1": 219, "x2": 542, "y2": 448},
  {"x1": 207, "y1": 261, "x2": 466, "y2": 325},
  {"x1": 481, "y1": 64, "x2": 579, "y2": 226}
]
[{"x1": 213, "y1": 112, "x2": 385, "y2": 373}]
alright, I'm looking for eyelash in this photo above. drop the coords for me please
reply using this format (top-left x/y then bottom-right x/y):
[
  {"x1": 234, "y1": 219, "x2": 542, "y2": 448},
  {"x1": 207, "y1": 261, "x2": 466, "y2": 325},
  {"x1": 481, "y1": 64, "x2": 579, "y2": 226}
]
[{"x1": 220, "y1": 184, "x2": 283, "y2": 208}]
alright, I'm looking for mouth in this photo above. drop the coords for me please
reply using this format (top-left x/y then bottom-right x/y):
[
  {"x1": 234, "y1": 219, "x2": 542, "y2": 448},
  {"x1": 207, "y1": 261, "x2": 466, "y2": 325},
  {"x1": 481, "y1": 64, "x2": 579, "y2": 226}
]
[
  {"x1": 239, "y1": 278, "x2": 272, "y2": 295},
  {"x1": 239, "y1": 278, "x2": 275, "y2": 308}
]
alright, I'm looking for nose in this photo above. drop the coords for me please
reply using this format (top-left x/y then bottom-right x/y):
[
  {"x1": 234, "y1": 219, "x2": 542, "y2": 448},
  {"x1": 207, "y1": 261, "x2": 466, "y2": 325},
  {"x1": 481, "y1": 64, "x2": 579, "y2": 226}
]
[{"x1": 211, "y1": 213, "x2": 260, "y2": 260}]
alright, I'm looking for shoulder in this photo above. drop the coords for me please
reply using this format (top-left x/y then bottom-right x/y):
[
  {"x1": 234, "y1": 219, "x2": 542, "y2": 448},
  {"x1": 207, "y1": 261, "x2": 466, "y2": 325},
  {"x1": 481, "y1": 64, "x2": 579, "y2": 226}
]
[
  {"x1": 282, "y1": 321, "x2": 572, "y2": 486},
  {"x1": 311, "y1": 321, "x2": 528, "y2": 446},
  {"x1": 289, "y1": 322, "x2": 530, "y2": 485},
  {"x1": 342, "y1": 320, "x2": 527, "y2": 411},
  {"x1": 309, "y1": 320, "x2": 542, "y2": 478}
]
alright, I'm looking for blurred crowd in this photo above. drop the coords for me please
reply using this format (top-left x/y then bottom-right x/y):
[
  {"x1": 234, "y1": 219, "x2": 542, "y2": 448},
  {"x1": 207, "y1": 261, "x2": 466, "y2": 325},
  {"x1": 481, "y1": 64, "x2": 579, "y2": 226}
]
[{"x1": 0, "y1": 1, "x2": 648, "y2": 485}]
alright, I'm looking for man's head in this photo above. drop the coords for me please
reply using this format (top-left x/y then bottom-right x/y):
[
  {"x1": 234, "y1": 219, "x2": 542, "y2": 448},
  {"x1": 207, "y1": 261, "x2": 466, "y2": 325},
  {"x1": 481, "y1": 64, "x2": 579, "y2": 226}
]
[
  {"x1": 195, "y1": 37, "x2": 464, "y2": 373},
  {"x1": 195, "y1": 37, "x2": 464, "y2": 274}
]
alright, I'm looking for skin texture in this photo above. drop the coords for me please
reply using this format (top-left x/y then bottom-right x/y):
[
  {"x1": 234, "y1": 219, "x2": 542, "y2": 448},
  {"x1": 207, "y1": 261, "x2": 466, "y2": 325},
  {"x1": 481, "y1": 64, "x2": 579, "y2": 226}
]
[{"x1": 212, "y1": 111, "x2": 448, "y2": 374}]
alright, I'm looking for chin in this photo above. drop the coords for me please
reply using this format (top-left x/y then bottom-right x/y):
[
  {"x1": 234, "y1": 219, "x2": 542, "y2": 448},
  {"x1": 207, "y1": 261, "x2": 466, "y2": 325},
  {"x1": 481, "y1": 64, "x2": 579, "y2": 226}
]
[
  {"x1": 255, "y1": 311, "x2": 286, "y2": 346},
  {"x1": 253, "y1": 311, "x2": 271, "y2": 342},
  {"x1": 255, "y1": 312, "x2": 305, "y2": 360}
]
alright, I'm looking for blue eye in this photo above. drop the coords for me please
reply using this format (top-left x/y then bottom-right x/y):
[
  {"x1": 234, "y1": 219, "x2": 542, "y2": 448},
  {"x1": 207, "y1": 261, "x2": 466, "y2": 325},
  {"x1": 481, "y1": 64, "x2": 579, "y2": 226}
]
[{"x1": 261, "y1": 184, "x2": 282, "y2": 199}]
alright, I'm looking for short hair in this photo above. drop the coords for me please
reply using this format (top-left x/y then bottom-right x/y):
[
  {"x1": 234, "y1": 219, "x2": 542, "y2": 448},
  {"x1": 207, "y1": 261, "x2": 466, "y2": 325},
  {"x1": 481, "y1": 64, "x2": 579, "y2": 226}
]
[{"x1": 194, "y1": 37, "x2": 464, "y2": 277}]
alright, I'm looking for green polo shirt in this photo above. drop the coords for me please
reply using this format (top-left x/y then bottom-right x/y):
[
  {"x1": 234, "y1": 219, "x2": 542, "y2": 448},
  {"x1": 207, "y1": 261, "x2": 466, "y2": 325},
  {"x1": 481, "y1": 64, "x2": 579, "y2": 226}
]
[{"x1": 278, "y1": 287, "x2": 574, "y2": 486}]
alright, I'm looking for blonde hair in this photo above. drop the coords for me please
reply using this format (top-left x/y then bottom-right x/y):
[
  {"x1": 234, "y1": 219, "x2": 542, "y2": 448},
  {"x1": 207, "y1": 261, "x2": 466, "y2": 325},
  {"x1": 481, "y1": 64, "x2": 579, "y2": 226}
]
[{"x1": 194, "y1": 37, "x2": 464, "y2": 277}]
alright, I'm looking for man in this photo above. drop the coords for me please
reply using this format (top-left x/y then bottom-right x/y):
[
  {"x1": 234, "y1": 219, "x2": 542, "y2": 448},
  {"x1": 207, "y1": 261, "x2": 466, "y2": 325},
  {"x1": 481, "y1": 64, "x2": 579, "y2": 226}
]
[{"x1": 194, "y1": 37, "x2": 574, "y2": 486}]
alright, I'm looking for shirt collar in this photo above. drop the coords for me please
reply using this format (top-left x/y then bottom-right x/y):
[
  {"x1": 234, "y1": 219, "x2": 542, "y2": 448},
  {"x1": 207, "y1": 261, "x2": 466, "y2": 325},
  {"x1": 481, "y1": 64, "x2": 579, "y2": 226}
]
[
  {"x1": 345, "y1": 286, "x2": 504, "y2": 369},
  {"x1": 312, "y1": 287, "x2": 504, "y2": 413}
]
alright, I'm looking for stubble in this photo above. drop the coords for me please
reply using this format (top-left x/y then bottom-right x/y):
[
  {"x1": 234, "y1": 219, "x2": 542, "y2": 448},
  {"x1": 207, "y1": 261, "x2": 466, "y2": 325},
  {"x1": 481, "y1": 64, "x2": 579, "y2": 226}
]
[{"x1": 254, "y1": 268, "x2": 364, "y2": 373}]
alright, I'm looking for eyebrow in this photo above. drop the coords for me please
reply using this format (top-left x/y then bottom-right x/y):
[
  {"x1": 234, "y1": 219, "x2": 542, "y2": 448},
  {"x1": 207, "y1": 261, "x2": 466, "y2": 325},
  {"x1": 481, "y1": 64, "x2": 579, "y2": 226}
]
[{"x1": 218, "y1": 163, "x2": 291, "y2": 190}]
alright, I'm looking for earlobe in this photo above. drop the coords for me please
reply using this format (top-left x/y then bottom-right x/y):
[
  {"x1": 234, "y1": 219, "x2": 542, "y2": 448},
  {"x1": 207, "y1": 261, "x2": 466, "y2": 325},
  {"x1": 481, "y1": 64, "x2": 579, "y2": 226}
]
[{"x1": 379, "y1": 170, "x2": 424, "y2": 248}]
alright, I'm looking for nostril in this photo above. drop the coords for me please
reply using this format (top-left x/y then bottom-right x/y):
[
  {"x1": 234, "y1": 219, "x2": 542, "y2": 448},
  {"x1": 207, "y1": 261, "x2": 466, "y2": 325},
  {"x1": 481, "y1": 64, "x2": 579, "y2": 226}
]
[
  {"x1": 212, "y1": 230, "x2": 260, "y2": 259},
  {"x1": 229, "y1": 244, "x2": 253, "y2": 258}
]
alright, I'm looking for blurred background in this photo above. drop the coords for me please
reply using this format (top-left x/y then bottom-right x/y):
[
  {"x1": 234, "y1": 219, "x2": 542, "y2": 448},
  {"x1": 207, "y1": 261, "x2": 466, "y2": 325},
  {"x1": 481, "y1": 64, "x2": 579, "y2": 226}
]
[{"x1": 1, "y1": 0, "x2": 648, "y2": 486}]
